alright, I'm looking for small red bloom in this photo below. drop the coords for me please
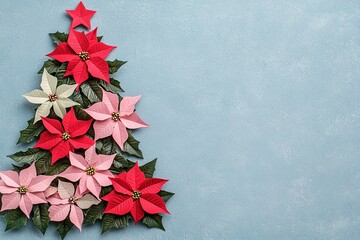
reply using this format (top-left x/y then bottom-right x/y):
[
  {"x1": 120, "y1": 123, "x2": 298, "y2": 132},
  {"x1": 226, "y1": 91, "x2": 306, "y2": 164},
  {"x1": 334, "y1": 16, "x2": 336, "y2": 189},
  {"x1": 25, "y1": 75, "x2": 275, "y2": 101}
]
[
  {"x1": 66, "y1": 1, "x2": 96, "y2": 29},
  {"x1": 102, "y1": 162, "x2": 170, "y2": 223},
  {"x1": 34, "y1": 108, "x2": 94, "y2": 164},
  {"x1": 47, "y1": 29, "x2": 116, "y2": 88}
]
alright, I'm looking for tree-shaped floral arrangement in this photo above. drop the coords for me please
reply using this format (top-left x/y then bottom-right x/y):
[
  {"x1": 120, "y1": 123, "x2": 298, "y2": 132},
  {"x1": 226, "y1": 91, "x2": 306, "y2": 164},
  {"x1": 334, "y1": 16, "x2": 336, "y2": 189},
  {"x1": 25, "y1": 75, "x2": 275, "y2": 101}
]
[{"x1": 0, "y1": 2, "x2": 173, "y2": 239}]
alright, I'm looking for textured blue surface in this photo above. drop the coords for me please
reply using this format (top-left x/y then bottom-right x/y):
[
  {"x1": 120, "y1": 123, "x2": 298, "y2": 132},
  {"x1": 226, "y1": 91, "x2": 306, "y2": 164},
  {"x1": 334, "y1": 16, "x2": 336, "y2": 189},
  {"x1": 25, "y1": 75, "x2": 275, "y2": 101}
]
[{"x1": 1, "y1": 0, "x2": 360, "y2": 239}]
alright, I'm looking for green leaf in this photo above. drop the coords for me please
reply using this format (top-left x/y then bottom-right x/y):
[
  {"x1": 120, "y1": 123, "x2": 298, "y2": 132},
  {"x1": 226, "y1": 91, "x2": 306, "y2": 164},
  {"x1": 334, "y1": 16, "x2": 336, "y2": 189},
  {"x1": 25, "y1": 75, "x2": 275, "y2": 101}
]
[
  {"x1": 73, "y1": 105, "x2": 91, "y2": 120},
  {"x1": 99, "y1": 78, "x2": 124, "y2": 93},
  {"x1": 56, "y1": 218, "x2": 73, "y2": 240},
  {"x1": 12, "y1": 164, "x2": 29, "y2": 173},
  {"x1": 49, "y1": 32, "x2": 68, "y2": 45},
  {"x1": 83, "y1": 203, "x2": 105, "y2": 225},
  {"x1": 73, "y1": 90, "x2": 91, "y2": 108},
  {"x1": 101, "y1": 214, "x2": 129, "y2": 234},
  {"x1": 8, "y1": 148, "x2": 50, "y2": 164},
  {"x1": 96, "y1": 137, "x2": 118, "y2": 155},
  {"x1": 158, "y1": 190, "x2": 175, "y2": 202},
  {"x1": 46, "y1": 160, "x2": 70, "y2": 175},
  {"x1": 128, "y1": 159, "x2": 157, "y2": 178},
  {"x1": 17, "y1": 118, "x2": 45, "y2": 144},
  {"x1": 38, "y1": 59, "x2": 63, "y2": 74},
  {"x1": 107, "y1": 60, "x2": 127, "y2": 74},
  {"x1": 56, "y1": 75, "x2": 75, "y2": 86},
  {"x1": 35, "y1": 157, "x2": 51, "y2": 174},
  {"x1": 5, "y1": 208, "x2": 28, "y2": 231},
  {"x1": 80, "y1": 80, "x2": 102, "y2": 103},
  {"x1": 100, "y1": 186, "x2": 113, "y2": 198},
  {"x1": 142, "y1": 214, "x2": 165, "y2": 230},
  {"x1": 97, "y1": 36, "x2": 103, "y2": 42},
  {"x1": 123, "y1": 132, "x2": 143, "y2": 158},
  {"x1": 32, "y1": 204, "x2": 50, "y2": 234}
]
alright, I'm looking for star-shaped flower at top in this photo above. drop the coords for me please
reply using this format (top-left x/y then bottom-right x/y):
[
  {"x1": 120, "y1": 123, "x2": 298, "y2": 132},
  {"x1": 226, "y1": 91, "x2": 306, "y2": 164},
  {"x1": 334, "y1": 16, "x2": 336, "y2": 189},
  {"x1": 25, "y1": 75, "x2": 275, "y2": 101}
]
[
  {"x1": 102, "y1": 162, "x2": 169, "y2": 223},
  {"x1": 47, "y1": 29, "x2": 116, "y2": 88},
  {"x1": 23, "y1": 69, "x2": 79, "y2": 123},
  {"x1": 0, "y1": 163, "x2": 55, "y2": 218},
  {"x1": 66, "y1": 1, "x2": 96, "y2": 29},
  {"x1": 34, "y1": 108, "x2": 94, "y2": 164},
  {"x1": 60, "y1": 144, "x2": 115, "y2": 199},
  {"x1": 85, "y1": 89, "x2": 149, "y2": 150}
]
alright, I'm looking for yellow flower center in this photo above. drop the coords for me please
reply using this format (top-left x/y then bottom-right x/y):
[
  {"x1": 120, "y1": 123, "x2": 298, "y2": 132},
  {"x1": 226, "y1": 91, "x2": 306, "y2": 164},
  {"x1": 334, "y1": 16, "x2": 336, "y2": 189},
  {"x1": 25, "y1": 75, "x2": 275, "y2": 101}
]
[
  {"x1": 69, "y1": 196, "x2": 76, "y2": 204},
  {"x1": 86, "y1": 166, "x2": 96, "y2": 176},
  {"x1": 132, "y1": 190, "x2": 141, "y2": 200},
  {"x1": 111, "y1": 112, "x2": 120, "y2": 122},
  {"x1": 78, "y1": 51, "x2": 90, "y2": 61},
  {"x1": 18, "y1": 186, "x2": 27, "y2": 195},
  {"x1": 48, "y1": 94, "x2": 57, "y2": 102},
  {"x1": 62, "y1": 132, "x2": 71, "y2": 140}
]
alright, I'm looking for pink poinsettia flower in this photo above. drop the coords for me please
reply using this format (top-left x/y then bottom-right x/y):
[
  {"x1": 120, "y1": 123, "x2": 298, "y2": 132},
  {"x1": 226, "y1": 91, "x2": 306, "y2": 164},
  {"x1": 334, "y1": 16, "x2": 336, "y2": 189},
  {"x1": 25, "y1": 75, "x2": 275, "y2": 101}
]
[
  {"x1": 47, "y1": 180, "x2": 100, "y2": 231},
  {"x1": 0, "y1": 163, "x2": 56, "y2": 217},
  {"x1": 85, "y1": 89, "x2": 149, "y2": 150},
  {"x1": 60, "y1": 144, "x2": 115, "y2": 199}
]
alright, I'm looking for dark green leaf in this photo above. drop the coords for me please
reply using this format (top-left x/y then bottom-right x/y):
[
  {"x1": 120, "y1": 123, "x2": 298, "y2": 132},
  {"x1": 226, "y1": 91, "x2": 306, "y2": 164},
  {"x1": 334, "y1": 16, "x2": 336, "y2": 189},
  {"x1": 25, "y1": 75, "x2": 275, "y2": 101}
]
[
  {"x1": 100, "y1": 186, "x2": 113, "y2": 198},
  {"x1": 97, "y1": 36, "x2": 103, "y2": 42},
  {"x1": 123, "y1": 132, "x2": 143, "y2": 158},
  {"x1": 80, "y1": 80, "x2": 102, "y2": 103},
  {"x1": 35, "y1": 157, "x2": 51, "y2": 174},
  {"x1": 5, "y1": 209, "x2": 28, "y2": 231},
  {"x1": 73, "y1": 105, "x2": 91, "y2": 120},
  {"x1": 38, "y1": 59, "x2": 62, "y2": 74},
  {"x1": 12, "y1": 164, "x2": 29, "y2": 173},
  {"x1": 56, "y1": 218, "x2": 73, "y2": 240},
  {"x1": 32, "y1": 204, "x2": 50, "y2": 234},
  {"x1": 96, "y1": 137, "x2": 118, "y2": 155},
  {"x1": 101, "y1": 214, "x2": 129, "y2": 234},
  {"x1": 73, "y1": 90, "x2": 91, "y2": 108},
  {"x1": 107, "y1": 60, "x2": 127, "y2": 74},
  {"x1": 56, "y1": 76, "x2": 75, "y2": 86},
  {"x1": 17, "y1": 118, "x2": 45, "y2": 144},
  {"x1": 49, "y1": 32, "x2": 68, "y2": 45},
  {"x1": 158, "y1": 190, "x2": 175, "y2": 202},
  {"x1": 99, "y1": 78, "x2": 124, "y2": 93},
  {"x1": 8, "y1": 148, "x2": 50, "y2": 164},
  {"x1": 142, "y1": 214, "x2": 165, "y2": 230},
  {"x1": 83, "y1": 203, "x2": 105, "y2": 225},
  {"x1": 46, "y1": 160, "x2": 70, "y2": 175}
]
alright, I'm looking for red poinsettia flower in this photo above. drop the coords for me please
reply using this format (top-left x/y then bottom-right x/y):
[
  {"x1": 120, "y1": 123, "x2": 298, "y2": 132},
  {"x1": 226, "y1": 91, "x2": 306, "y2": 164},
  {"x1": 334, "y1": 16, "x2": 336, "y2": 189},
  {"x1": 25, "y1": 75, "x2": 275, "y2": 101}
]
[
  {"x1": 34, "y1": 108, "x2": 94, "y2": 164},
  {"x1": 47, "y1": 29, "x2": 116, "y2": 88},
  {"x1": 102, "y1": 162, "x2": 170, "y2": 223}
]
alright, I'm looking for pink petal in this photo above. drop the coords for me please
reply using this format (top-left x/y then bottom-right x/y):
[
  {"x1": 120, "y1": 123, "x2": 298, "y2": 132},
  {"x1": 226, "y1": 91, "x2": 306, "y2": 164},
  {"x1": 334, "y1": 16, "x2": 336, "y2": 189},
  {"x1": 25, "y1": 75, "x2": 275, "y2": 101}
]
[
  {"x1": 112, "y1": 121, "x2": 128, "y2": 150},
  {"x1": 28, "y1": 175, "x2": 56, "y2": 192},
  {"x1": 93, "y1": 119, "x2": 115, "y2": 140},
  {"x1": 76, "y1": 194, "x2": 100, "y2": 209},
  {"x1": 101, "y1": 89, "x2": 119, "y2": 113},
  {"x1": 27, "y1": 192, "x2": 47, "y2": 204},
  {"x1": 119, "y1": 96, "x2": 141, "y2": 117},
  {"x1": 19, "y1": 163, "x2": 37, "y2": 186},
  {"x1": 19, "y1": 194, "x2": 33, "y2": 218},
  {"x1": 120, "y1": 112, "x2": 150, "y2": 129},
  {"x1": 78, "y1": 176, "x2": 88, "y2": 195},
  {"x1": 69, "y1": 152, "x2": 88, "y2": 170},
  {"x1": 49, "y1": 204, "x2": 70, "y2": 222},
  {"x1": 126, "y1": 162, "x2": 146, "y2": 190},
  {"x1": 44, "y1": 186, "x2": 58, "y2": 198},
  {"x1": 93, "y1": 171, "x2": 113, "y2": 186},
  {"x1": 94, "y1": 154, "x2": 115, "y2": 171},
  {"x1": 86, "y1": 177, "x2": 101, "y2": 199},
  {"x1": 0, "y1": 180, "x2": 17, "y2": 194},
  {"x1": 47, "y1": 194, "x2": 68, "y2": 205},
  {"x1": 60, "y1": 166, "x2": 85, "y2": 182},
  {"x1": 85, "y1": 144, "x2": 98, "y2": 166},
  {"x1": 69, "y1": 205, "x2": 84, "y2": 231},
  {"x1": 1, "y1": 192, "x2": 20, "y2": 212},
  {"x1": 85, "y1": 102, "x2": 111, "y2": 121},
  {"x1": 58, "y1": 180, "x2": 75, "y2": 199},
  {"x1": 0, "y1": 171, "x2": 20, "y2": 187}
]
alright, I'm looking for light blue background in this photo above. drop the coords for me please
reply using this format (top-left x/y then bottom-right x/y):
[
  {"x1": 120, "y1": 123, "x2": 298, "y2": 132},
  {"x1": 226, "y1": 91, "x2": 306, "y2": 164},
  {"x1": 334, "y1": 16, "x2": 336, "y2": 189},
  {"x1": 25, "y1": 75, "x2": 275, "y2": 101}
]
[{"x1": 1, "y1": 0, "x2": 360, "y2": 239}]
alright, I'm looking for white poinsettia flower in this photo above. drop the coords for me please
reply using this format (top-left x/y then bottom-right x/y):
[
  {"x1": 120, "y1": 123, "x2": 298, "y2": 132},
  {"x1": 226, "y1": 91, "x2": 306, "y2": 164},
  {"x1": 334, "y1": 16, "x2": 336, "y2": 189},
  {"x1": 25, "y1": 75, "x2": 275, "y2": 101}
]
[{"x1": 23, "y1": 68, "x2": 79, "y2": 123}]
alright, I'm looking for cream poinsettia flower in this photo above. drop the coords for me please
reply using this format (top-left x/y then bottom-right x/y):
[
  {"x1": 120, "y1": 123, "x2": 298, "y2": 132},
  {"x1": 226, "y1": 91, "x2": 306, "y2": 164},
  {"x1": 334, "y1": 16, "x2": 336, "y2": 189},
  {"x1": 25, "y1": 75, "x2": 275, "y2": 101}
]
[{"x1": 23, "y1": 68, "x2": 79, "y2": 123}]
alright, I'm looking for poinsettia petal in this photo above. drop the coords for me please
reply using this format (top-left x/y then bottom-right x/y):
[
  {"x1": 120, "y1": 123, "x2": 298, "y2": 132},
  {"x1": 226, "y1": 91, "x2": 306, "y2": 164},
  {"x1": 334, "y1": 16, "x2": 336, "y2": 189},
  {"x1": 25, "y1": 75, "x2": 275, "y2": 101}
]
[
  {"x1": 0, "y1": 171, "x2": 20, "y2": 187},
  {"x1": 44, "y1": 186, "x2": 57, "y2": 198},
  {"x1": 86, "y1": 28, "x2": 98, "y2": 45},
  {"x1": 126, "y1": 162, "x2": 145, "y2": 190},
  {"x1": 34, "y1": 131, "x2": 62, "y2": 151},
  {"x1": 85, "y1": 102, "x2": 111, "y2": 121},
  {"x1": 64, "y1": 58, "x2": 80, "y2": 76},
  {"x1": 50, "y1": 140, "x2": 70, "y2": 164},
  {"x1": 70, "y1": 59, "x2": 89, "y2": 87},
  {"x1": 93, "y1": 171, "x2": 113, "y2": 186},
  {"x1": 28, "y1": 175, "x2": 56, "y2": 192},
  {"x1": 78, "y1": 175, "x2": 88, "y2": 194},
  {"x1": 101, "y1": 190, "x2": 117, "y2": 201},
  {"x1": 62, "y1": 108, "x2": 92, "y2": 137},
  {"x1": 19, "y1": 194, "x2": 33, "y2": 218},
  {"x1": 121, "y1": 113, "x2": 150, "y2": 129},
  {"x1": 41, "y1": 117, "x2": 64, "y2": 134},
  {"x1": 41, "y1": 68, "x2": 58, "y2": 94},
  {"x1": 57, "y1": 99, "x2": 79, "y2": 110},
  {"x1": 112, "y1": 121, "x2": 128, "y2": 150},
  {"x1": 111, "y1": 177, "x2": 133, "y2": 195},
  {"x1": 46, "y1": 42, "x2": 77, "y2": 62},
  {"x1": 58, "y1": 180, "x2": 75, "y2": 199},
  {"x1": 76, "y1": 193, "x2": 100, "y2": 209},
  {"x1": 94, "y1": 154, "x2": 115, "y2": 171},
  {"x1": 60, "y1": 166, "x2": 84, "y2": 182},
  {"x1": 1, "y1": 192, "x2": 20, "y2": 211},
  {"x1": 53, "y1": 101, "x2": 67, "y2": 119},
  {"x1": 70, "y1": 205, "x2": 84, "y2": 231},
  {"x1": 49, "y1": 204, "x2": 70, "y2": 222},
  {"x1": 0, "y1": 180, "x2": 17, "y2": 194},
  {"x1": 86, "y1": 177, "x2": 101, "y2": 199},
  {"x1": 86, "y1": 57, "x2": 110, "y2": 82},
  {"x1": 19, "y1": 163, "x2": 37, "y2": 186},
  {"x1": 103, "y1": 193, "x2": 133, "y2": 215},
  {"x1": 68, "y1": 30, "x2": 89, "y2": 53},
  {"x1": 139, "y1": 178, "x2": 168, "y2": 194},
  {"x1": 34, "y1": 102, "x2": 53, "y2": 123},
  {"x1": 69, "y1": 152, "x2": 88, "y2": 170},
  {"x1": 131, "y1": 200, "x2": 145, "y2": 223},
  {"x1": 84, "y1": 144, "x2": 97, "y2": 166},
  {"x1": 101, "y1": 89, "x2": 119, "y2": 113},
  {"x1": 69, "y1": 136, "x2": 94, "y2": 149},
  {"x1": 119, "y1": 96, "x2": 141, "y2": 117},
  {"x1": 56, "y1": 84, "x2": 78, "y2": 98},
  {"x1": 47, "y1": 193, "x2": 69, "y2": 205},
  {"x1": 140, "y1": 193, "x2": 170, "y2": 214},
  {"x1": 88, "y1": 42, "x2": 116, "y2": 59},
  {"x1": 26, "y1": 192, "x2": 47, "y2": 204},
  {"x1": 23, "y1": 89, "x2": 49, "y2": 104},
  {"x1": 93, "y1": 119, "x2": 115, "y2": 140}
]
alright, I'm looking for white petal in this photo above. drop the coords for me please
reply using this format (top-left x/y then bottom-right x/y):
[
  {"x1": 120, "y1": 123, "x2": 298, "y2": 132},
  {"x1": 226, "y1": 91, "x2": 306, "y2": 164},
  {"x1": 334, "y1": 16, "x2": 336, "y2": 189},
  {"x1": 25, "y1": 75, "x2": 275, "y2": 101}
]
[
  {"x1": 53, "y1": 101, "x2": 66, "y2": 119},
  {"x1": 76, "y1": 194, "x2": 100, "y2": 209},
  {"x1": 58, "y1": 180, "x2": 75, "y2": 199},
  {"x1": 57, "y1": 99, "x2": 79, "y2": 109},
  {"x1": 23, "y1": 90, "x2": 49, "y2": 104},
  {"x1": 41, "y1": 69, "x2": 57, "y2": 95},
  {"x1": 34, "y1": 102, "x2": 52, "y2": 123},
  {"x1": 56, "y1": 84, "x2": 78, "y2": 98}
]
